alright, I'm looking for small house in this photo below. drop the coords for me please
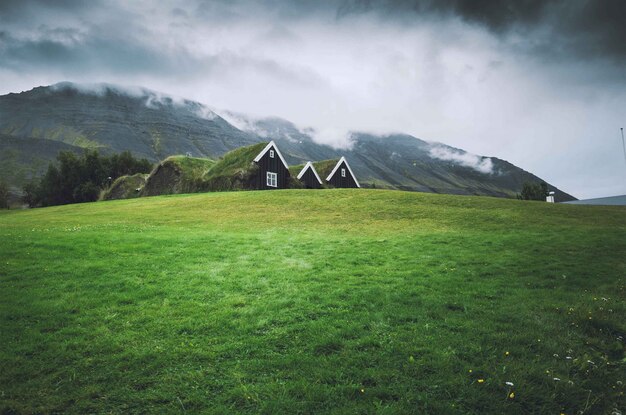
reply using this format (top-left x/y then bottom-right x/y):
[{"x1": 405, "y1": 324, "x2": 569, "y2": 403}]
[
  {"x1": 295, "y1": 161, "x2": 322, "y2": 189},
  {"x1": 252, "y1": 141, "x2": 290, "y2": 189},
  {"x1": 200, "y1": 141, "x2": 290, "y2": 191},
  {"x1": 324, "y1": 156, "x2": 360, "y2": 188}
]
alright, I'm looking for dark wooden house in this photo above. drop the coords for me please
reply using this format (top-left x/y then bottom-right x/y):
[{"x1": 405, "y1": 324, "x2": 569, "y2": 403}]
[
  {"x1": 252, "y1": 141, "x2": 290, "y2": 189},
  {"x1": 296, "y1": 162, "x2": 323, "y2": 189},
  {"x1": 325, "y1": 157, "x2": 360, "y2": 188}
]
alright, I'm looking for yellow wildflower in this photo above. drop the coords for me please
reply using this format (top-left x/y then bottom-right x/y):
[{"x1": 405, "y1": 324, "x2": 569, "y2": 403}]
[
  {"x1": 477, "y1": 379, "x2": 484, "y2": 383},
  {"x1": 509, "y1": 392, "x2": 515, "y2": 399}
]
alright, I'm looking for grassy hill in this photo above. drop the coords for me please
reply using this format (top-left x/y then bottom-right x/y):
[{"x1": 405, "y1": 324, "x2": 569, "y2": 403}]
[
  {"x1": 137, "y1": 144, "x2": 267, "y2": 196},
  {"x1": 0, "y1": 190, "x2": 623, "y2": 414}
]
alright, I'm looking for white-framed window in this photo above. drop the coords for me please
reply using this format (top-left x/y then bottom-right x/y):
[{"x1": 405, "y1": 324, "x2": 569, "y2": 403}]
[
  {"x1": 269, "y1": 149, "x2": 275, "y2": 158},
  {"x1": 341, "y1": 168, "x2": 346, "y2": 177},
  {"x1": 266, "y1": 172, "x2": 277, "y2": 187}
]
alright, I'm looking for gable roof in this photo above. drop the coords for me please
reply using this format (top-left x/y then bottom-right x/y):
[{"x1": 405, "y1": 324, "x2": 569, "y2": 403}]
[
  {"x1": 296, "y1": 161, "x2": 322, "y2": 184},
  {"x1": 253, "y1": 140, "x2": 289, "y2": 169},
  {"x1": 326, "y1": 156, "x2": 360, "y2": 188}
]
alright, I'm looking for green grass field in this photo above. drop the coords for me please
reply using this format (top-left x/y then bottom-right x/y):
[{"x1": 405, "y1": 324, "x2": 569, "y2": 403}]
[{"x1": 1, "y1": 189, "x2": 624, "y2": 414}]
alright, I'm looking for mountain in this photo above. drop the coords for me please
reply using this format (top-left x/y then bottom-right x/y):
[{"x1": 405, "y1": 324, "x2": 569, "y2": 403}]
[{"x1": 0, "y1": 82, "x2": 576, "y2": 201}]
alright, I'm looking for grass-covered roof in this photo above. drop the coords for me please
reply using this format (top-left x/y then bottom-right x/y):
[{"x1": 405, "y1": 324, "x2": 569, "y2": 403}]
[
  {"x1": 288, "y1": 163, "x2": 306, "y2": 177},
  {"x1": 289, "y1": 159, "x2": 339, "y2": 182},
  {"x1": 203, "y1": 142, "x2": 268, "y2": 181},
  {"x1": 162, "y1": 155, "x2": 217, "y2": 180},
  {"x1": 312, "y1": 159, "x2": 340, "y2": 181}
]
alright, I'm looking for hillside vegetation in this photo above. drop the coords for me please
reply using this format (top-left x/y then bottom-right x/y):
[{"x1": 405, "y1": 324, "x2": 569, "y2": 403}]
[
  {"x1": 122, "y1": 143, "x2": 300, "y2": 197},
  {"x1": 0, "y1": 190, "x2": 623, "y2": 414},
  {"x1": 138, "y1": 144, "x2": 266, "y2": 196},
  {"x1": 0, "y1": 83, "x2": 577, "y2": 200},
  {"x1": 141, "y1": 156, "x2": 216, "y2": 196},
  {"x1": 100, "y1": 173, "x2": 148, "y2": 201},
  {"x1": 201, "y1": 142, "x2": 266, "y2": 191}
]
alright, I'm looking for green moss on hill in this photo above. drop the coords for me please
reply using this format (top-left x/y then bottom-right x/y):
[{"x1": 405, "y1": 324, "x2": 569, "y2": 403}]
[
  {"x1": 100, "y1": 173, "x2": 148, "y2": 201},
  {"x1": 202, "y1": 142, "x2": 268, "y2": 191},
  {"x1": 312, "y1": 159, "x2": 339, "y2": 181},
  {"x1": 204, "y1": 142, "x2": 267, "y2": 180},
  {"x1": 289, "y1": 159, "x2": 339, "y2": 187},
  {"x1": 141, "y1": 155, "x2": 216, "y2": 196},
  {"x1": 166, "y1": 155, "x2": 217, "y2": 180},
  {"x1": 288, "y1": 164, "x2": 304, "y2": 177}
]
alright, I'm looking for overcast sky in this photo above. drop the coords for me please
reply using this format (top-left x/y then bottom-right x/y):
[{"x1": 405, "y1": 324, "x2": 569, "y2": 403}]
[{"x1": 1, "y1": 0, "x2": 625, "y2": 198}]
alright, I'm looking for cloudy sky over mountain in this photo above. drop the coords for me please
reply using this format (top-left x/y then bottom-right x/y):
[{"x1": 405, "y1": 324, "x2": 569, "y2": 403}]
[{"x1": 1, "y1": 0, "x2": 625, "y2": 198}]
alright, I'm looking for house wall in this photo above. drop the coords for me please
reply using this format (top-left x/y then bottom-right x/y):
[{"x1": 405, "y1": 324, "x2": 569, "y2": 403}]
[
  {"x1": 300, "y1": 168, "x2": 321, "y2": 189},
  {"x1": 327, "y1": 160, "x2": 358, "y2": 188},
  {"x1": 254, "y1": 146, "x2": 290, "y2": 189}
]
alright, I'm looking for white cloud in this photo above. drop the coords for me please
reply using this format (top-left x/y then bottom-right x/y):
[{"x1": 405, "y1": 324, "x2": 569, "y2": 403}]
[
  {"x1": 305, "y1": 127, "x2": 354, "y2": 150},
  {"x1": 428, "y1": 145, "x2": 494, "y2": 174}
]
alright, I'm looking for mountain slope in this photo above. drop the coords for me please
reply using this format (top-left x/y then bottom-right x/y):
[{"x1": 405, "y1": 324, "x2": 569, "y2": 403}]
[
  {"x1": 0, "y1": 83, "x2": 576, "y2": 200},
  {"x1": 0, "y1": 83, "x2": 257, "y2": 161},
  {"x1": 0, "y1": 134, "x2": 87, "y2": 187}
]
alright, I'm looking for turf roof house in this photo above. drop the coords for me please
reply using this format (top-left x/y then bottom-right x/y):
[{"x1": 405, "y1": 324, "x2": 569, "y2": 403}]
[
  {"x1": 294, "y1": 162, "x2": 323, "y2": 189},
  {"x1": 324, "y1": 157, "x2": 360, "y2": 188},
  {"x1": 293, "y1": 157, "x2": 360, "y2": 189},
  {"x1": 252, "y1": 141, "x2": 290, "y2": 189}
]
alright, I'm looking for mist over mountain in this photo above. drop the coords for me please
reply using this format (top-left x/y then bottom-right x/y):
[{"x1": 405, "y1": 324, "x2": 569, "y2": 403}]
[{"x1": 0, "y1": 82, "x2": 576, "y2": 201}]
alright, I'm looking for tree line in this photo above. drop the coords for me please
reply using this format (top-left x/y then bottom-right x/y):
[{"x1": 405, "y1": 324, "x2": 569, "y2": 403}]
[
  {"x1": 21, "y1": 150, "x2": 153, "y2": 207},
  {"x1": 517, "y1": 181, "x2": 549, "y2": 201}
]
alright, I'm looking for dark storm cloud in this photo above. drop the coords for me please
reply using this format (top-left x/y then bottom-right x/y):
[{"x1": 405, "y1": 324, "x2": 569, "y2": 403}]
[
  {"x1": 334, "y1": 0, "x2": 626, "y2": 62},
  {"x1": 178, "y1": 0, "x2": 626, "y2": 61},
  {"x1": 0, "y1": 27, "x2": 321, "y2": 88},
  {"x1": 0, "y1": 0, "x2": 98, "y2": 21},
  {"x1": 336, "y1": 0, "x2": 552, "y2": 30},
  {"x1": 2, "y1": 0, "x2": 624, "y2": 63},
  {"x1": 177, "y1": 0, "x2": 626, "y2": 64},
  {"x1": 0, "y1": 1, "x2": 324, "y2": 86},
  {"x1": 0, "y1": 29, "x2": 179, "y2": 75}
]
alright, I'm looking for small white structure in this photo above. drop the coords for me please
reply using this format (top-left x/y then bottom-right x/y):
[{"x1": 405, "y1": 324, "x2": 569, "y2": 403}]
[{"x1": 546, "y1": 191, "x2": 555, "y2": 203}]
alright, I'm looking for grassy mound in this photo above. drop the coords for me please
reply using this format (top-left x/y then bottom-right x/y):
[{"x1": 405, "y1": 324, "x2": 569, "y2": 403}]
[
  {"x1": 0, "y1": 190, "x2": 624, "y2": 414},
  {"x1": 100, "y1": 173, "x2": 148, "y2": 201},
  {"x1": 141, "y1": 155, "x2": 216, "y2": 196},
  {"x1": 202, "y1": 142, "x2": 267, "y2": 191},
  {"x1": 311, "y1": 159, "x2": 340, "y2": 181},
  {"x1": 202, "y1": 143, "x2": 267, "y2": 191}
]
